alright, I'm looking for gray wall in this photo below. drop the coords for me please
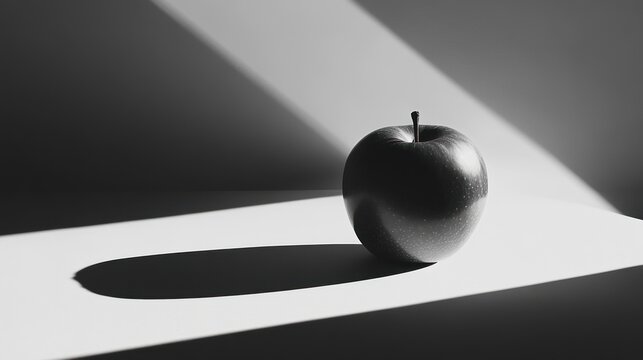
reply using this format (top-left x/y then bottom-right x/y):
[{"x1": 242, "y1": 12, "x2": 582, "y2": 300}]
[
  {"x1": 2, "y1": 0, "x2": 642, "y2": 218},
  {"x1": 358, "y1": 0, "x2": 643, "y2": 218},
  {"x1": 0, "y1": 0, "x2": 343, "y2": 190}
]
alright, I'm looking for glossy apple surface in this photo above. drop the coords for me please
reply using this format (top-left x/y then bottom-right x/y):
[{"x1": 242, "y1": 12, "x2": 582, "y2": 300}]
[{"x1": 342, "y1": 124, "x2": 488, "y2": 263}]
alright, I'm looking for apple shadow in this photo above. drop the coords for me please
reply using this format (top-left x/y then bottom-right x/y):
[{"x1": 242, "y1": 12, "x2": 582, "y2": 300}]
[
  {"x1": 81, "y1": 264, "x2": 643, "y2": 359},
  {"x1": 74, "y1": 244, "x2": 430, "y2": 299}
]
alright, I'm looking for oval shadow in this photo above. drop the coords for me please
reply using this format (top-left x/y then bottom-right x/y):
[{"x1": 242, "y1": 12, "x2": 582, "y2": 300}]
[{"x1": 74, "y1": 244, "x2": 430, "y2": 299}]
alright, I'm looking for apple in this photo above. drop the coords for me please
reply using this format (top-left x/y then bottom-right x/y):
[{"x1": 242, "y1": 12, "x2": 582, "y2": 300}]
[{"x1": 343, "y1": 111, "x2": 488, "y2": 263}]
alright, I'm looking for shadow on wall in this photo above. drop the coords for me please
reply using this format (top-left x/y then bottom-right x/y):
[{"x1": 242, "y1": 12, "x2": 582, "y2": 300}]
[
  {"x1": 0, "y1": 190, "x2": 339, "y2": 236},
  {"x1": 0, "y1": 0, "x2": 344, "y2": 190},
  {"x1": 82, "y1": 265, "x2": 643, "y2": 359},
  {"x1": 356, "y1": 0, "x2": 643, "y2": 218}
]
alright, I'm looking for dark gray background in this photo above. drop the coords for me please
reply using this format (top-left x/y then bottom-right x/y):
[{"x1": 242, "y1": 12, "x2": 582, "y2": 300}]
[
  {"x1": 2, "y1": 0, "x2": 642, "y2": 218},
  {"x1": 357, "y1": 0, "x2": 643, "y2": 218},
  {"x1": 0, "y1": 0, "x2": 343, "y2": 191}
]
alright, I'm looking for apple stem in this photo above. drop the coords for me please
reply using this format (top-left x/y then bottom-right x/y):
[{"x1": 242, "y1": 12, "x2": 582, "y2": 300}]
[{"x1": 411, "y1": 111, "x2": 420, "y2": 143}]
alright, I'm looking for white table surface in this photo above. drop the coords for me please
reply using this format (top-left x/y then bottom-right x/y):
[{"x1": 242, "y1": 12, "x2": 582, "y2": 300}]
[{"x1": 1, "y1": 191, "x2": 641, "y2": 359}]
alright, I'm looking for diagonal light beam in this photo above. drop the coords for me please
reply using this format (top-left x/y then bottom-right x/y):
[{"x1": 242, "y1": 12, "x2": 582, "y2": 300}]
[{"x1": 154, "y1": 0, "x2": 613, "y2": 211}]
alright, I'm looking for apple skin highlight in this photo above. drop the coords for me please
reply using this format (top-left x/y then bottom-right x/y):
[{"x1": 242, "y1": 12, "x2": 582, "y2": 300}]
[{"x1": 342, "y1": 115, "x2": 488, "y2": 263}]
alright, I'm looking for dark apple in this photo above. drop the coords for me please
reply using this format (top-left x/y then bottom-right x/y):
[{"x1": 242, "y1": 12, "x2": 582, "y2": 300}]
[{"x1": 343, "y1": 111, "x2": 488, "y2": 263}]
